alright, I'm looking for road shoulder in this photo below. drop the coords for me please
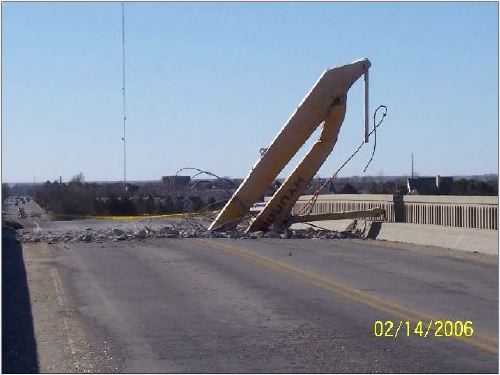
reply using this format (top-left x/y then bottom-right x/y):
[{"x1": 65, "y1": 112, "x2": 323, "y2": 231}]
[{"x1": 22, "y1": 241, "x2": 122, "y2": 373}]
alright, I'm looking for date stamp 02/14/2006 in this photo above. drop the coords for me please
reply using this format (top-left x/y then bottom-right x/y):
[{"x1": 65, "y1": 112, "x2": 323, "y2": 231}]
[{"x1": 374, "y1": 320, "x2": 474, "y2": 338}]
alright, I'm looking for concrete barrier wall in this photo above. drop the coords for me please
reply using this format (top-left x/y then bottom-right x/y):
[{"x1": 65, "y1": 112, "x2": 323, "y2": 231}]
[
  {"x1": 284, "y1": 194, "x2": 498, "y2": 230},
  {"x1": 375, "y1": 222, "x2": 498, "y2": 255}
]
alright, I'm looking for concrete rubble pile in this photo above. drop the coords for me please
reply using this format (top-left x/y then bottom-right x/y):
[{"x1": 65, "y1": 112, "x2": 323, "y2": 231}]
[{"x1": 19, "y1": 223, "x2": 363, "y2": 244}]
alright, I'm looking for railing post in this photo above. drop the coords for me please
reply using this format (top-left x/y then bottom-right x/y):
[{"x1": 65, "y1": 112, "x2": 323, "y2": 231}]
[{"x1": 393, "y1": 193, "x2": 405, "y2": 223}]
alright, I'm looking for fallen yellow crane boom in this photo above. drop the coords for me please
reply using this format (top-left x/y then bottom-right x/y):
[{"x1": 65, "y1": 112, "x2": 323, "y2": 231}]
[{"x1": 209, "y1": 58, "x2": 372, "y2": 233}]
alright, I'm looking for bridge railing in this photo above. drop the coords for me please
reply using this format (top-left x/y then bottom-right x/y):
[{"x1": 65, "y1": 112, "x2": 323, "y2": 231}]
[
  {"x1": 402, "y1": 195, "x2": 498, "y2": 230},
  {"x1": 286, "y1": 194, "x2": 498, "y2": 230}
]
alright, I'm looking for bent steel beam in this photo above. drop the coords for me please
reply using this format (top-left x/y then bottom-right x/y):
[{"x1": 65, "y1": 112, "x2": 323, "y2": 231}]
[{"x1": 290, "y1": 207, "x2": 386, "y2": 225}]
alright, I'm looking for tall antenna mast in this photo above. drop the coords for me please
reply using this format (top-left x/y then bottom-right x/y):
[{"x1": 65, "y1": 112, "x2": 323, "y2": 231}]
[
  {"x1": 121, "y1": 2, "x2": 127, "y2": 183},
  {"x1": 411, "y1": 153, "x2": 414, "y2": 178}
]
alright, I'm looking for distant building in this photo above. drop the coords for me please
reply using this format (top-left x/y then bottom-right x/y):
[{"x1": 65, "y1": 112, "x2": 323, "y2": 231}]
[
  {"x1": 407, "y1": 176, "x2": 453, "y2": 195},
  {"x1": 193, "y1": 180, "x2": 217, "y2": 190},
  {"x1": 161, "y1": 176, "x2": 191, "y2": 188}
]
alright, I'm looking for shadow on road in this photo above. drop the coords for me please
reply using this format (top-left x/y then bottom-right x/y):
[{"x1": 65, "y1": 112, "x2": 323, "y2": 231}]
[
  {"x1": 2, "y1": 226, "x2": 39, "y2": 373},
  {"x1": 365, "y1": 221, "x2": 382, "y2": 239}
]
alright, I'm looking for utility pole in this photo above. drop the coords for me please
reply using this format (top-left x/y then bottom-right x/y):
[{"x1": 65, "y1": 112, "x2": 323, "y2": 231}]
[{"x1": 121, "y1": 2, "x2": 127, "y2": 184}]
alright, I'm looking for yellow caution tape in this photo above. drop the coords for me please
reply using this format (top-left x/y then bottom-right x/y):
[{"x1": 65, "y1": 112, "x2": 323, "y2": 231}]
[{"x1": 91, "y1": 212, "x2": 197, "y2": 220}]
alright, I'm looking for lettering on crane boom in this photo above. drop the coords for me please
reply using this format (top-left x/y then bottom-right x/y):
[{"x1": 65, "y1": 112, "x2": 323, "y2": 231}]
[{"x1": 260, "y1": 176, "x2": 306, "y2": 230}]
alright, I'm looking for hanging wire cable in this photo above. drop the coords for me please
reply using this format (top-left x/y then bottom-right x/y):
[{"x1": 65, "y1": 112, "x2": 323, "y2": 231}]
[
  {"x1": 170, "y1": 104, "x2": 388, "y2": 233},
  {"x1": 169, "y1": 105, "x2": 388, "y2": 232},
  {"x1": 171, "y1": 167, "x2": 241, "y2": 231},
  {"x1": 297, "y1": 104, "x2": 388, "y2": 216},
  {"x1": 363, "y1": 105, "x2": 387, "y2": 172}
]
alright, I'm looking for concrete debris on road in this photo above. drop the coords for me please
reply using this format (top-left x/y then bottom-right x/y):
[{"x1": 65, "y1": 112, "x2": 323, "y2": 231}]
[{"x1": 19, "y1": 224, "x2": 364, "y2": 244}]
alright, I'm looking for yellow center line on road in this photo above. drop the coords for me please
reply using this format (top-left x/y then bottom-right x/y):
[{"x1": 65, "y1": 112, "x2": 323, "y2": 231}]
[{"x1": 195, "y1": 238, "x2": 498, "y2": 354}]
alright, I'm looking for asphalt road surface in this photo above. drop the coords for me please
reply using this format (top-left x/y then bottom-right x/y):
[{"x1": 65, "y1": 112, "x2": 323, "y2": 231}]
[{"x1": 4, "y1": 199, "x2": 499, "y2": 373}]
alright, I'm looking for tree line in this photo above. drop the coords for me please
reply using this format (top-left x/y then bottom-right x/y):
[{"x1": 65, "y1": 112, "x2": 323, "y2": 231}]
[
  {"x1": 24, "y1": 173, "x2": 499, "y2": 218},
  {"x1": 33, "y1": 174, "x2": 221, "y2": 218}
]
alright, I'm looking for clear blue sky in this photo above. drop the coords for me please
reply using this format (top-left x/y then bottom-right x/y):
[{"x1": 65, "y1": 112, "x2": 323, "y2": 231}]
[{"x1": 2, "y1": 2, "x2": 498, "y2": 183}]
